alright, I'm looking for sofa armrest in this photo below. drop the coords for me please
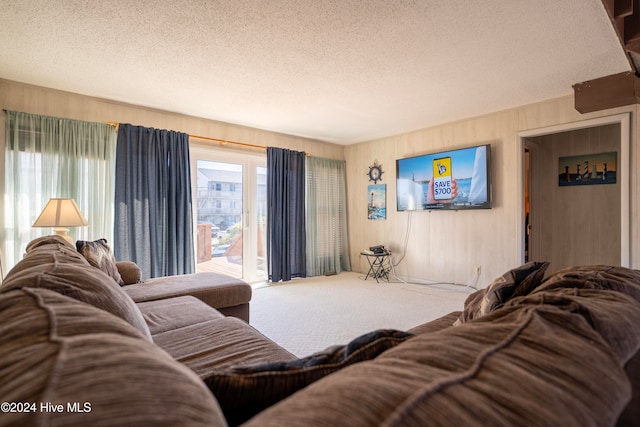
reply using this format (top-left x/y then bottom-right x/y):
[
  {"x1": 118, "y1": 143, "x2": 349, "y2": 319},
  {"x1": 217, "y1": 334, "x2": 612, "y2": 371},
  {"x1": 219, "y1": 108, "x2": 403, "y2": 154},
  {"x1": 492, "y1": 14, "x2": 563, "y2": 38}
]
[{"x1": 117, "y1": 261, "x2": 141, "y2": 285}]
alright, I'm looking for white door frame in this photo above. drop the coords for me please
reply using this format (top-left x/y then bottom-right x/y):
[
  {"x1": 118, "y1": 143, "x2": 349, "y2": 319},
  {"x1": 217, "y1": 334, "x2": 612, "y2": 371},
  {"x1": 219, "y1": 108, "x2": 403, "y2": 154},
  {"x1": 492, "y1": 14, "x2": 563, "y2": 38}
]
[{"x1": 516, "y1": 113, "x2": 630, "y2": 267}]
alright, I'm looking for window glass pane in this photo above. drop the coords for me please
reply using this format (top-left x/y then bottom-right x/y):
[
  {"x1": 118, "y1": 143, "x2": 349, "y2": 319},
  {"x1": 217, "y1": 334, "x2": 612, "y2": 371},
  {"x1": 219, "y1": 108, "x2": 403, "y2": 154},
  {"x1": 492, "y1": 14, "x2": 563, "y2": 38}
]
[
  {"x1": 196, "y1": 160, "x2": 243, "y2": 278},
  {"x1": 256, "y1": 166, "x2": 267, "y2": 280}
]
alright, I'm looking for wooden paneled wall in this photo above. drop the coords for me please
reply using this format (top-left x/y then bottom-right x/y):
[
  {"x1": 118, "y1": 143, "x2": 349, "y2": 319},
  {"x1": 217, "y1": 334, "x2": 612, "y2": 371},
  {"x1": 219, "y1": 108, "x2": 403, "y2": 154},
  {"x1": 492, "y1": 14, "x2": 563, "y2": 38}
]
[
  {"x1": 0, "y1": 79, "x2": 344, "y2": 160},
  {"x1": 2, "y1": 78, "x2": 639, "y2": 288},
  {"x1": 344, "y1": 97, "x2": 638, "y2": 287}
]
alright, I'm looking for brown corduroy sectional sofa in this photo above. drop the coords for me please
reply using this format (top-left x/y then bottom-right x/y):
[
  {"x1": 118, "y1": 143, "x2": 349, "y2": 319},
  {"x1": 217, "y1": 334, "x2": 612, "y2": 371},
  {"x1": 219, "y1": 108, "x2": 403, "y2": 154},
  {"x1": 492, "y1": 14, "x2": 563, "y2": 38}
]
[{"x1": 1, "y1": 235, "x2": 639, "y2": 426}]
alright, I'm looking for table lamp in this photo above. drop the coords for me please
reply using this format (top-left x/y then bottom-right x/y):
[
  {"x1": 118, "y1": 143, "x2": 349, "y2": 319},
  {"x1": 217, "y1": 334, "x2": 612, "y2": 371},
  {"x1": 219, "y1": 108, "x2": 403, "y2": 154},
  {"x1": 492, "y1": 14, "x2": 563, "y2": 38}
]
[{"x1": 32, "y1": 198, "x2": 88, "y2": 243}]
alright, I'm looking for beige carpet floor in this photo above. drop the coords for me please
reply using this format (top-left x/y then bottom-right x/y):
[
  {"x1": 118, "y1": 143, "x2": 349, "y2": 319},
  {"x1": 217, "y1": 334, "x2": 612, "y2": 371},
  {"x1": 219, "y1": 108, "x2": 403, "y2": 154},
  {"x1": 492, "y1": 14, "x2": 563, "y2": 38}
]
[{"x1": 249, "y1": 272, "x2": 473, "y2": 357}]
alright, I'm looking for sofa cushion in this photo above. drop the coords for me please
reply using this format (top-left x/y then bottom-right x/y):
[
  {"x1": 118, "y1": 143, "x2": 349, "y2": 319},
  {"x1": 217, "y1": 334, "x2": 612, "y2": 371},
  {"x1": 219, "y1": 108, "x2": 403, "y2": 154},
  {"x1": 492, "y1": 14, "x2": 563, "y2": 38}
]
[
  {"x1": 454, "y1": 261, "x2": 548, "y2": 325},
  {"x1": 245, "y1": 284, "x2": 640, "y2": 427},
  {"x1": 76, "y1": 238, "x2": 124, "y2": 286},
  {"x1": 620, "y1": 351, "x2": 640, "y2": 426},
  {"x1": 137, "y1": 295, "x2": 225, "y2": 335},
  {"x1": 1, "y1": 235, "x2": 152, "y2": 340},
  {"x1": 407, "y1": 311, "x2": 461, "y2": 335},
  {"x1": 532, "y1": 264, "x2": 640, "y2": 425},
  {"x1": 151, "y1": 316, "x2": 297, "y2": 378},
  {"x1": 205, "y1": 329, "x2": 413, "y2": 426},
  {"x1": 532, "y1": 264, "x2": 640, "y2": 303},
  {"x1": 0, "y1": 287, "x2": 227, "y2": 426},
  {"x1": 124, "y1": 272, "x2": 252, "y2": 311}
]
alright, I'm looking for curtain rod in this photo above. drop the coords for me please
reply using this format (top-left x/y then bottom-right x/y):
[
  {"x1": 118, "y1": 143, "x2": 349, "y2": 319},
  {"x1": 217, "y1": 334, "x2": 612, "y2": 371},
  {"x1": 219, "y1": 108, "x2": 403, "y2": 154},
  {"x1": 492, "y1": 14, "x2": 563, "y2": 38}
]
[
  {"x1": 106, "y1": 122, "x2": 310, "y2": 155},
  {"x1": 106, "y1": 122, "x2": 262, "y2": 150},
  {"x1": 190, "y1": 133, "x2": 266, "y2": 151}
]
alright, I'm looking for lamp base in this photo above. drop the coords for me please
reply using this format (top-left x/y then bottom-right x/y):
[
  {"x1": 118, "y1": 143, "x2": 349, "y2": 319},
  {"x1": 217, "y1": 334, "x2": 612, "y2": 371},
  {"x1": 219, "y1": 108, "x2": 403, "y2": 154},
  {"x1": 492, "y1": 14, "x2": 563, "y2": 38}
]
[{"x1": 52, "y1": 227, "x2": 73, "y2": 244}]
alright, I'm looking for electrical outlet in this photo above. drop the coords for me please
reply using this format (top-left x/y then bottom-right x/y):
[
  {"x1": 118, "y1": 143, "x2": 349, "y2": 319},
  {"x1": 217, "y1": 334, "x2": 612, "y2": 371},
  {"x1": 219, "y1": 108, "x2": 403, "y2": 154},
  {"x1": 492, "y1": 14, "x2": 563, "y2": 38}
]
[{"x1": 475, "y1": 265, "x2": 481, "y2": 275}]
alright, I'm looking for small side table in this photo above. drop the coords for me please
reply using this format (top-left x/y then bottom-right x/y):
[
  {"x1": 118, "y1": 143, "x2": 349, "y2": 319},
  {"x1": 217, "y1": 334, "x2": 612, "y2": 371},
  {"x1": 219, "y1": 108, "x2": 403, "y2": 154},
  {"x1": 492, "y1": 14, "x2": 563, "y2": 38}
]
[{"x1": 361, "y1": 252, "x2": 391, "y2": 283}]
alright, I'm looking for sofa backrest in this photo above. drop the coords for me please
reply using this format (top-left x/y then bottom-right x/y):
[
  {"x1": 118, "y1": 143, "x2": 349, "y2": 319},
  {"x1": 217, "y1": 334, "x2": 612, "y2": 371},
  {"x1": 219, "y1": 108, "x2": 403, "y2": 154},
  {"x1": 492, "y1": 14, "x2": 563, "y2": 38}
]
[
  {"x1": 0, "y1": 287, "x2": 227, "y2": 426},
  {"x1": 244, "y1": 266, "x2": 640, "y2": 426},
  {"x1": 1, "y1": 235, "x2": 151, "y2": 340}
]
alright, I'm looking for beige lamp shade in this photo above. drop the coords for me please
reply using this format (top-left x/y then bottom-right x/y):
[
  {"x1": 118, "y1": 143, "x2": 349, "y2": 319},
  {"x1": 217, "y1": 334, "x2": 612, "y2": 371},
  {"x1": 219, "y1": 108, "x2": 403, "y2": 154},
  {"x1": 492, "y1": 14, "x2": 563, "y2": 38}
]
[{"x1": 32, "y1": 198, "x2": 89, "y2": 243}]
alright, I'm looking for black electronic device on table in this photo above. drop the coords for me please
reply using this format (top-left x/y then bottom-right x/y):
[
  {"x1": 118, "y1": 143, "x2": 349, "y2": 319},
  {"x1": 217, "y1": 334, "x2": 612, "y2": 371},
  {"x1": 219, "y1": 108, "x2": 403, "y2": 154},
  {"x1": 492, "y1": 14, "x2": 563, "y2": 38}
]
[
  {"x1": 369, "y1": 245, "x2": 387, "y2": 255},
  {"x1": 362, "y1": 245, "x2": 390, "y2": 282}
]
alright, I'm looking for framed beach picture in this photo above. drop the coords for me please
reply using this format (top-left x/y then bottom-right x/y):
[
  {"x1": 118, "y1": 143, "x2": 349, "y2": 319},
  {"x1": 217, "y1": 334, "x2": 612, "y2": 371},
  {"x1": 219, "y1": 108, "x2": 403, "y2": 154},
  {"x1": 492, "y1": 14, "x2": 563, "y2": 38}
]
[
  {"x1": 558, "y1": 152, "x2": 617, "y2": 186},
  {"x1": 368, "y1": 184, "x2": 386, "y2": 220}
]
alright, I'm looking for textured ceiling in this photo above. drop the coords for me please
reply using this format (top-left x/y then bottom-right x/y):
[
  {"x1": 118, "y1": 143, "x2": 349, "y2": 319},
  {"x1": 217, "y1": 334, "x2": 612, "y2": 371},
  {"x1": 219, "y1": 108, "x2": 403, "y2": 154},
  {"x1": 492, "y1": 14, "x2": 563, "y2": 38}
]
[{"x1": 0, "y1": 0, "x2": 631, "y2": 144}]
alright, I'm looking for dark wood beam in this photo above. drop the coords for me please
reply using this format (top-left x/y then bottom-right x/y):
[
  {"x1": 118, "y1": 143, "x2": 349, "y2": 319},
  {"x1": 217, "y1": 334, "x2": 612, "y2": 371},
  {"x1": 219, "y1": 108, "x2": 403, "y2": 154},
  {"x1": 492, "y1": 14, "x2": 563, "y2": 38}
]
[
  {"x1": 614, "y1": 0, "x2": 633, "y2": 18},
  {"x1": 623, "y1": 0, "x2": 640, "y2": 51},
  {"x1": 601, "y1": 0, "x2": 638, "y2": 71},
  {"x1": 603, "y1": 0, "x2": 633, "y2": 18},
  {"x1": 573, "y1": 71, "x2": 640, "y2": 113}
]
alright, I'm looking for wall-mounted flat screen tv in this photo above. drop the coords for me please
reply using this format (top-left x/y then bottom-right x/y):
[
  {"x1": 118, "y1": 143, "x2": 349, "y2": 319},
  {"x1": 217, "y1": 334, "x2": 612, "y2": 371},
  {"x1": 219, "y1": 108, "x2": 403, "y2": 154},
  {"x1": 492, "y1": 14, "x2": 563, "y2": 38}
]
[{"x1": 396, "y1": 144, "x2": 492, "y2": 211}]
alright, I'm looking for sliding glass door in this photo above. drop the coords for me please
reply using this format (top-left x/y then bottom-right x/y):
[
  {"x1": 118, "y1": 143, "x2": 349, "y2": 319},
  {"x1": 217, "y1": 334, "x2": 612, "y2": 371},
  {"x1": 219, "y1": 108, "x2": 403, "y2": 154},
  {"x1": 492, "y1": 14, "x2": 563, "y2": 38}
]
[{"x1": 191, "y1": 148, "x2": 267, "y2": 283}]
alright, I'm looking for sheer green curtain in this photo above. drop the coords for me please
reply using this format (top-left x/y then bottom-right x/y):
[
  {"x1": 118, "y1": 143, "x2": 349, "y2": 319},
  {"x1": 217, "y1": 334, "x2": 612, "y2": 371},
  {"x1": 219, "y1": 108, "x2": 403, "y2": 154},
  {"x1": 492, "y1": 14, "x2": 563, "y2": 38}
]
[
  {"x1": 3, "y1": 110, "x2": 117, "y2": 271},
  {"x1": 305, "y1": 156, "x2": 351, "y2": 276}
]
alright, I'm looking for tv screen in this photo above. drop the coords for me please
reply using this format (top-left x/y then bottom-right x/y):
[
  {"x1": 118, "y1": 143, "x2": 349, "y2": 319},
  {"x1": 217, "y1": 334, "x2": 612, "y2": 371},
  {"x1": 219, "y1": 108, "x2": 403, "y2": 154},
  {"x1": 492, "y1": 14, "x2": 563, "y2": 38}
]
[{"x1": 396, "y1": 144, "x2": 491, "y2": 211}]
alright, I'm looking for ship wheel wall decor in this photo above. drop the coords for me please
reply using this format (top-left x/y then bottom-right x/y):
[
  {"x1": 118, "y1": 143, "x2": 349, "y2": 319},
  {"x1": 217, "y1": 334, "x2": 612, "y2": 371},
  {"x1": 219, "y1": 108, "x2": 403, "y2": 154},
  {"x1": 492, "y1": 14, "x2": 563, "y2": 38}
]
[{"x1": 367, "y1": 161, "x2": 383, "y2": 184}]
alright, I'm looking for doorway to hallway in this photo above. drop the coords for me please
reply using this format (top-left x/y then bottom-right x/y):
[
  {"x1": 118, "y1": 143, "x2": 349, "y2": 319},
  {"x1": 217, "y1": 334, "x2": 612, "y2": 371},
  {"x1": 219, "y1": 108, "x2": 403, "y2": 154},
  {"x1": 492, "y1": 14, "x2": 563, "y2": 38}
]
[{"x1": 519, "y1": 113, "x2": 630, "y2": 274}]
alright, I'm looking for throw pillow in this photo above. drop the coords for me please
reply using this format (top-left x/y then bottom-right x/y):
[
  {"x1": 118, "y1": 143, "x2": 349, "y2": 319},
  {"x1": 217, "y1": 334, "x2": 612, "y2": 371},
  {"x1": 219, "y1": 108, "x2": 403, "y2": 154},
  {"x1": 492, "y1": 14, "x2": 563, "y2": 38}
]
[
  {"x1": 76, "y1": 239, "x2": 124, "y2": 286},
  {"x1": 205, "y1": 329, "x2": 414, "y2": 426},
  {"x1": 454, "y1": 261, "x2": 549, "y2": 325}
]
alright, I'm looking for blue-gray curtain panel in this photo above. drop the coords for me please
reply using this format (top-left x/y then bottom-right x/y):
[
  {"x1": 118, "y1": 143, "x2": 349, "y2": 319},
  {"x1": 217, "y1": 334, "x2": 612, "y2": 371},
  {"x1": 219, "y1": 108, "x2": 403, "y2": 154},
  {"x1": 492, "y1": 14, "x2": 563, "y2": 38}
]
[
  {"x1": 114, "y1": 123, "x2": 194, "y2": 279},
  {"x1": 267, "y1": 147, "x2": 307, "y2": 282}
]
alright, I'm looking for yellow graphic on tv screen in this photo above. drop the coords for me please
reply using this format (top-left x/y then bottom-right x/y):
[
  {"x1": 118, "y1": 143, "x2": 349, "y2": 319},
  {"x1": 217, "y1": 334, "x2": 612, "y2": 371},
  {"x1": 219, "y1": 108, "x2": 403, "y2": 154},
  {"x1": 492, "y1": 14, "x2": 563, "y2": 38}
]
[{"x1": 433, "y1": 157, "x2": 452, "y2": 200}]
